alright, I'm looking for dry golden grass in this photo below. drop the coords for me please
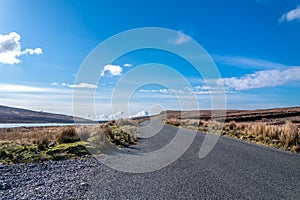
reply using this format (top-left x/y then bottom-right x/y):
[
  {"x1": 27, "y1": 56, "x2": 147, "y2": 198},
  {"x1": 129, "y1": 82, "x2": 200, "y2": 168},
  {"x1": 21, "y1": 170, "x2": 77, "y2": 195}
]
[
  {"x1": 230, "y1": 121, "x2": 299, "y2": 149},
  {"x1": 0, "y1": 126, "x2": 71, "y2": 145},
  {"x1": 0, "y1": 119, "x2": 139, "y2": 147},
  {"x1": 116, "y1": 118, "x2": 138, "y2": 126},
  {"x1": 165, "y1": 118, "x2": 300, "y2": 153}
]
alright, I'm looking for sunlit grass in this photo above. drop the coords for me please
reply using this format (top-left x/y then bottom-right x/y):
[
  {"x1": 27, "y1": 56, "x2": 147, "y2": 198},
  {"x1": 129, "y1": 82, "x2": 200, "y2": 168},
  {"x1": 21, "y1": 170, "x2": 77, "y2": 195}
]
[
  {"x1": 0, "y1": 118, "x2": 139, "y2": 164},
  {"x1": 165, "y1": 118, "x2": 300, "y2": 153}
]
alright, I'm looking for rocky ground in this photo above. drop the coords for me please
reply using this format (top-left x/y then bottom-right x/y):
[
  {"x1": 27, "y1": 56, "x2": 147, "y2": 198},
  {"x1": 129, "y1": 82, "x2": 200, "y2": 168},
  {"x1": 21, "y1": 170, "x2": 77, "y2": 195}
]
[{"x1": 0, "y1": 158, "x2": 101, "y2": 199}]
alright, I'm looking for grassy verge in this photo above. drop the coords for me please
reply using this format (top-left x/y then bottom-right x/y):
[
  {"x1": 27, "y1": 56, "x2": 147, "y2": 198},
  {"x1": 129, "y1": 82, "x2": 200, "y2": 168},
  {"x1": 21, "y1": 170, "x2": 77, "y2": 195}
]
[
  {"x1": 0, "y1": 118, "x2": 139, "y2": 164},
  {"x1": 165, "y1": 118, "x2": 300, "y2": 153}
]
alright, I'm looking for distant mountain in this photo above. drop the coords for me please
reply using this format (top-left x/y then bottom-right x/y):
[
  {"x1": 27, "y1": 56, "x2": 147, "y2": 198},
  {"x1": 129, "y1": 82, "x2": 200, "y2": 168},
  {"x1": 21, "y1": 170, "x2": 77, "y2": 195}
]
[{"x1": 0, "y1": 105, "x2": 93, "y2": 123}]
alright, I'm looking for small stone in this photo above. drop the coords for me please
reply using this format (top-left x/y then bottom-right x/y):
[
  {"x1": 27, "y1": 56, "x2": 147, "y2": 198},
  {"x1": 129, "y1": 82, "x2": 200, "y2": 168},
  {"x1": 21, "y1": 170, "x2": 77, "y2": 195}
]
[
  {"x1": 48, "y1": 141, "x2": 56, "y2": 147},
  {"x1": 240, "y1": 136, "x2": 246, "y2": 140},
  {"x1": 79, "y1": 182, "x2": 90, "y2": 190},
  {"x1": 272, "y1": 139, "x2": 279, "y2": 144},
  {"x1": 0, "y1": 183, "x2": 12, "y2": 190}
]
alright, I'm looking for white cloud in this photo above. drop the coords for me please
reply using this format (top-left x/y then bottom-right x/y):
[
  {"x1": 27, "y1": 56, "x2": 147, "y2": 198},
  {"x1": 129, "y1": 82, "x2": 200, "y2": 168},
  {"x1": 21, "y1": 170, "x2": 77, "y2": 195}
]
[
  {"x1": 158, "y1": 89, "x2": 170, "y2": 94},
  {"x1": 139, "y1": 89, "x2": 159, "y2": 93},
  {"x1": 140, "y1": 89, "x2": 176, "y2": 94},
  {"x1": 22, "y1": 48, "x2": 43, "y2": 55},
  {"x1": 139, "y1": 89, "x2": 179, "y2": 94},
  {"x1": 0, "y1": 32, "x2": 43, "y2": 64},
  {"x1": 192, "y1": 85, "x2": 229, "y2": 95},
  {"x1": 213, "y1": 55, "x2": 285, "y2": 69},
  {"x1": 111, "y1": 111, "x2": 124, "y2": 119},
  {"x1": 96, "y1": 114, "x2": 109, "y2": 120},
  {"x1": 218, "y1": 67, "x2": 300, "y2": 90},
  {"x1": 279, "y1": 7, "x2": 300, "y2": 22},
  {"x1": 67, "y1": 82, "x2": 98, "y2": 89},
  {"x1": 95, "y1": 111, "x2": 128, "y2": 120},
  {"x1": 0, "y1": 84, "x2": 46, "y2": 93},
  {"x1": 0, "y1": 84, "x2": 61, "y2": 93},
  {"x1": 123, "y1": 63, "x2": 132, "y2": 67},
  {"x1": 133, "y1": 110, "x2": 149, "y2": 118},
  {"x1": 193, "y1": 85, "x2": 213, "y2": 94},
  {"x1": 101, "y1": 64, "x2": 122, "y2": 76},
  {"x1": 194, "y1": 85, "x2": 211, "y2": 91},
  {"x1": 170, "y1": 30, "x2": 191, "y2": 45},
  {"x1": 51, "y1": 82, "x2": 58, "y2": 86}
]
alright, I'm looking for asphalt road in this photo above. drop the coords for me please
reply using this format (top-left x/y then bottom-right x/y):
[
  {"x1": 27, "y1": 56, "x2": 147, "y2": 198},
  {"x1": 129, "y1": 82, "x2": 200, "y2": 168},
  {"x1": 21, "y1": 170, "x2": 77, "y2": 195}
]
[
  {"x1": 85, "y1": 121, "x2": 300, "y2": 199},
  {"x1": 1, "y1": 121, "x2": 300, "y2": 199}
]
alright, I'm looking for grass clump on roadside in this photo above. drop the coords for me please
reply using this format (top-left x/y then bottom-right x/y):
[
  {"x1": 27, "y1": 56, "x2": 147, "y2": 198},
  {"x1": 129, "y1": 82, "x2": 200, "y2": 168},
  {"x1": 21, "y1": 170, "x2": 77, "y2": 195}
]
[
  {"x1": 102, "y1": 119, "x2": 138, "y2": 147},
  {"x1": 165, "y1": 118, "x2": 300, "y2": 153},
  {"x1": 0, "y1": 119, "x2": 139, "y2": 164}
]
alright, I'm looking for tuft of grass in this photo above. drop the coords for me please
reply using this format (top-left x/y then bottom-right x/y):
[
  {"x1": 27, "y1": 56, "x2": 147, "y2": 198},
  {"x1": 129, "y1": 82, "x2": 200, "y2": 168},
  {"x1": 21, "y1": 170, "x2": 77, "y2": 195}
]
[
  {"x1": 58, "y1": 127, "x2": 80, "y2": 143},
  {"x1": 99, "y1": 120, "x2": 138, "y2": 147}
]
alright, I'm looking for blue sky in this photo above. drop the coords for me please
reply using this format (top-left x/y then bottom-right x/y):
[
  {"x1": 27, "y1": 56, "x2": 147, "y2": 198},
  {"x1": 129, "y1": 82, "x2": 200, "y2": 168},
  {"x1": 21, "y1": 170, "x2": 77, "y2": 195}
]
[{"x1": 0, "y1": 0, "x2": 299, "y2": 119}]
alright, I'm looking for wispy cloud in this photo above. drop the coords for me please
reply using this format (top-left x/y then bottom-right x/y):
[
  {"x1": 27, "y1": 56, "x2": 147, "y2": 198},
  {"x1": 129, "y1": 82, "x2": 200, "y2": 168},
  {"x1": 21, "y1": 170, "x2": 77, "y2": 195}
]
[
  {"x1": 51, "y1": 82, "x2": 58, "y2": 86},
  {"x1": 279, "y1": 6, "x2": 300, "y2": 23},
  {"x1": 0, "y1": 32, "x2": 42, "y2": 64},
  {"x1": 139, "y1": 86, "x2": 226, "y2": 95},
  {"x1": 139, "y1": 88, "x2": 184, "y2": 95},
  {"x1": 213, "y1": 55, "x2": 286, "y2": 69},
  {"x1": 123, "y1": 63, "x2": 132, "y2": 67},
  {"x1": 192, "y1": 85, "x2": 224, "y2": 95},
  {"x1": 218, "y1": 66, "x2": 300, "y2": 90},
  {"x1": 0, "y1": 84, "x2": 57, "y2": 93},
  {"x1": 67, "y1": 82, "x2": 98, "y2": 89},
  {"x1": 133, "y1": 110, "x2": 149, "y2": 117},
  {"x1": 53, "y1": 82, "x2": 98, "y2": 89},
  {"x1": 100, "y1": 64, "x2": 122, "y2": 76},
  {"x1": 169, "y1": 30, "x2": 191, "y2": 45}
]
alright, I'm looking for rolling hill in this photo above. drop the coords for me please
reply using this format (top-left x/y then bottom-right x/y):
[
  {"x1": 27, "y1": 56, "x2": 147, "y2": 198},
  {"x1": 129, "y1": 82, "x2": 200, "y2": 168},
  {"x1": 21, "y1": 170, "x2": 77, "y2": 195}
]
[{"x1": 0, "y1": 105, "x2": 92, "y2": 123}]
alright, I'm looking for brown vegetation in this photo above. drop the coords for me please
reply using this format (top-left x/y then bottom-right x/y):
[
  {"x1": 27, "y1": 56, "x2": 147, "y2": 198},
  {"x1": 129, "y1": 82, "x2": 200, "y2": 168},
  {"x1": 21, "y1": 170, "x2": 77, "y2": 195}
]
[
  {"x1": 0, "y1": 118, "x2": 139, "y2": 164},
  {"x1": 162, "y1": 106, "x2": 300, "y2": 124},
  {"x1": 0, "y1": 126, "x2": 70, "y2": 145},
  {"x1": 0, "y1": 118, "x2": 139, "y2": 147},
  {"x1": 165, "y1": 118, "x2": 300, "y2": 153}
]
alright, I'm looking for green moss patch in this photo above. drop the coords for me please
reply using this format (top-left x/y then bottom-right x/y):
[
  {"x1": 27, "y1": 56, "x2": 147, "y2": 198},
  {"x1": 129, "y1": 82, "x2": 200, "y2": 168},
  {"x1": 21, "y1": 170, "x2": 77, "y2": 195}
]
[{"x1": 0, "y1": 142, "x2": 92, "y2": 164}]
